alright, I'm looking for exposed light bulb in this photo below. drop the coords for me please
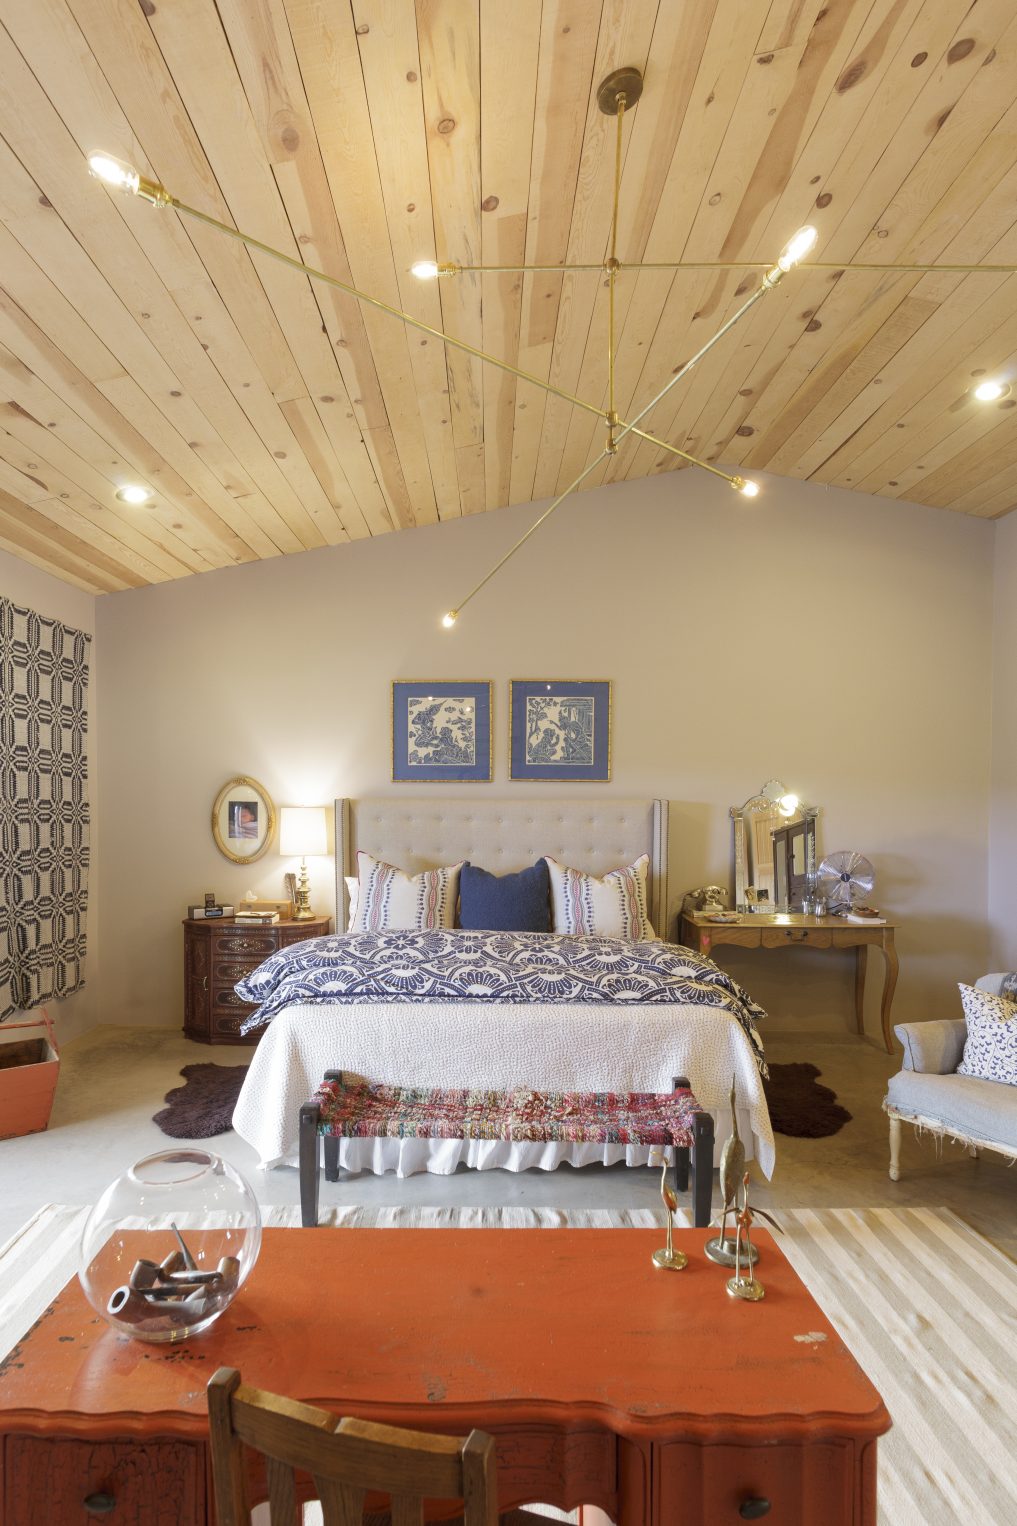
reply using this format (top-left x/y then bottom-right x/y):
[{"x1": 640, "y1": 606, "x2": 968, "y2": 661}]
[
  {"x1": 88, "y1": 152, "x2": 140, "y2": 195},
  {"x1": 115, "y1": 484, "x2": 151, "y2": 505},
  {"x1": 412, "y1": 260, "x2": 439, "y2": 281},
  {"x1": 441, "y1": 610, "x2": 458, "y2": 628},
  {"x1": 973, "y1": 380, "x2": 1010, "y2": 401},
  {"x1": 777, "y1": 225, "x2": 818, "y2": 272},
  {"x1": 735, "y1": 477, "x2": 760, "y2": 498},
  {"x1": 778, "y1": 793, "x2": 800, "y2": 817}
]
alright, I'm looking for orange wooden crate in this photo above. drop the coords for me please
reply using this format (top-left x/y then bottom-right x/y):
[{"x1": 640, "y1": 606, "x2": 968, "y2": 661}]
[{"x1": 0, "y1": 1012, "x2": 59, "y2": 1140}]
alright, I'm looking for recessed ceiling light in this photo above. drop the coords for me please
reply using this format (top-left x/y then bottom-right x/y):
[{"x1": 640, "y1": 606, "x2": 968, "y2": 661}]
[
  {"x1": 973, "y1": 380, "x2": 1010, "y2": 402},
  {"x1": 115, "y1": 484, "x2": 151, "y2": 505}
]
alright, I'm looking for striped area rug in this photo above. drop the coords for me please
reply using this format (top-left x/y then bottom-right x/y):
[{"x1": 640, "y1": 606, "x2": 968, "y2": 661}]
[{"x1": 2, "y1": 1204, "x2": 1013, "y2": 1526}]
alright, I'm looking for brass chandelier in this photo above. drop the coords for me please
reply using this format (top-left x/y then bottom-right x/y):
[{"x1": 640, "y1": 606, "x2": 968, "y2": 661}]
[{"x1": 88, "y1": 66, "x2": 1017, "y2": 626}]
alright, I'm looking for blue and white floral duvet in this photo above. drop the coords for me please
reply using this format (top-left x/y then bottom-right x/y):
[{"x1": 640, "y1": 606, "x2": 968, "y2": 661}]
[{"x1": 236, "y1": 927, "x2": 767, "y2": 1072}]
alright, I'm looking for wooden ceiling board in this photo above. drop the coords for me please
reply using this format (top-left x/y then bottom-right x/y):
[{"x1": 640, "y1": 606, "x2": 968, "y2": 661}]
[{"x1": 0, "y1": 0, "x2": 1014, "y2": 595}]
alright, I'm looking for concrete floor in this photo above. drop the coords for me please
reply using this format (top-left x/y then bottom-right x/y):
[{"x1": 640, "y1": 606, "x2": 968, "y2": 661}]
[{"x1": 2, "y1": 1024, "x2": 1013, "y2": 1256}]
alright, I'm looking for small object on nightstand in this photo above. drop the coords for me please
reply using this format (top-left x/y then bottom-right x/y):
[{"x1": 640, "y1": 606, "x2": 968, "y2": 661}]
[{"x1": 188, "y1": 903, "x2": 235, "y2": 919}]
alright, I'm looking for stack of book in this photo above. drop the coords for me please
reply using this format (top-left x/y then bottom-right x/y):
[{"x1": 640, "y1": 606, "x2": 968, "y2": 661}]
[{"x1": 234, "y1": 909, "x2": 280, "y2": 924}]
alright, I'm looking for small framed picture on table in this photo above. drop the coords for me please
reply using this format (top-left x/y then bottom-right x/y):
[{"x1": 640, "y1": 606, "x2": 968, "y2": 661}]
[
  {"x1": 510, "y1": 680, "x2": 612, "y2": 782},
  {"x1": 392, "y1": 680, "x2": 492, "y2": 782}
]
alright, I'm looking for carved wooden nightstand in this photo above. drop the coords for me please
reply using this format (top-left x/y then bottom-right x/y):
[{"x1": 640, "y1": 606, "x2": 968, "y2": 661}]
[{"x1": 182, "y1": 916, "x2": 331, "y2": 1044}]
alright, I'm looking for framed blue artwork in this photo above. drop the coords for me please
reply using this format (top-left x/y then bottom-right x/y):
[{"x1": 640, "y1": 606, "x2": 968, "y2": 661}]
[
  {"x1": 392, "y1": 680, "x2": 492, "y2": 782},
  {"x1": 509, "y1": 680, "x2": 612, "y2": 782}
]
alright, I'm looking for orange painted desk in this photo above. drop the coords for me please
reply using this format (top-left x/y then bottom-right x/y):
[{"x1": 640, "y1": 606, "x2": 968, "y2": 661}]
[
  {"x1": 681, "y1": 912, "x2": 900, "y2": 1052},
  {"x1": 0, "y1": 1227, "x2": 889, "y2": 1525}
]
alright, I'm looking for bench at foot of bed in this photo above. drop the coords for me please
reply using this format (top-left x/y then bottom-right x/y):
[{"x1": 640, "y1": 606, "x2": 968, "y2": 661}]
[{"x1": 298, "y1": 1075, "x2": 714, "y2": 1228}]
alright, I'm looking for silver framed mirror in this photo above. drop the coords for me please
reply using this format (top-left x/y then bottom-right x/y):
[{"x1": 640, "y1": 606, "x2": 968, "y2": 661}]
[
  {"x1": 730, "y1": 778, "x2": 817, "y2": 912},
  {"x1": 211, "y1": 775, "x2": 277, "y2": 865}
]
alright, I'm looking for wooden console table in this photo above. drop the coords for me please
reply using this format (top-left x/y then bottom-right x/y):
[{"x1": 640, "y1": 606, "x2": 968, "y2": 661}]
[
  {"x1": 0, "y1": 1227, "x2": 888, "y2": 1525},
  {"x1": 680, "y1": 911, "x2": 900, "y2": 1052}
]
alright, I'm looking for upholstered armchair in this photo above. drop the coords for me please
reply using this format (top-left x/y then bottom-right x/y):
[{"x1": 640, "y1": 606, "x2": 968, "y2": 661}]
[{"x1": 886, "y1": 975, "x2": 1017, "y2": 1180}]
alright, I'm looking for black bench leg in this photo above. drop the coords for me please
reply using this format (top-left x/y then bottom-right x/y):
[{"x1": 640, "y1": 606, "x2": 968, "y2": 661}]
[
  {"x1": 691, "y1": 1110, "x2": 715, "y2": 1228},
  {"x1": 323, "y1": 1070, "x2": 343, "y2": 1183},
  {"x1": 674, "y1": 1145, "x2": 690, "y2": 1194},
  {"x1": 299, "y1": 1103, "x2": 320, "y2": 1228},
  {"x1": 672, "y1": 1076, "x2": 691, "y2": 1196}
]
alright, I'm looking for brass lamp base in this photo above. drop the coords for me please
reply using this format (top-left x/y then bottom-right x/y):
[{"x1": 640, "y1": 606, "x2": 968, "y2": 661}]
[{"x1": 291, "y1": 857, "x2": 315, "y2": 921}]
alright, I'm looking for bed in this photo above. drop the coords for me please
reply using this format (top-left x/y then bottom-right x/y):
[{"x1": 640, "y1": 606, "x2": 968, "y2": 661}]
[{"x1": 232, "y1": 797, "x2": 774, "y2": 1177}]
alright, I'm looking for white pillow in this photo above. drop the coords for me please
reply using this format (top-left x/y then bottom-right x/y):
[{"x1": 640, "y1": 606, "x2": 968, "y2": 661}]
[
  {"x1": 344, "y1": 875, "x2": 359, "y2": 932},
  {"x1": 351, "y1": 851, "x2": 462, "y2": 934},
  {"x1": 957, "y1": 983, "x2": 1017, "y2": 1086},
  {"x1": 544, "y1": 854, "x2": 656, "y2": 941}
]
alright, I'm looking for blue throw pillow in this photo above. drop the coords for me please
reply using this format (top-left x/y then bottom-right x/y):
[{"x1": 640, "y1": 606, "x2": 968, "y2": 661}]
[{"x1": 458, "y1": 860, "x2": 551, "y2": 933}]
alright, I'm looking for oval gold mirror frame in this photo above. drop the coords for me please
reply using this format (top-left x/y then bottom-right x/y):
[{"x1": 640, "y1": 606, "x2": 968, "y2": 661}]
[{"x1": 211, "y1": 776, "x2": 277, "y2": 865}]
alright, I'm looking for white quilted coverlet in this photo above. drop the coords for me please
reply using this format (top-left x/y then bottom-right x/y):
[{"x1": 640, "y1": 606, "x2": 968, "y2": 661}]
[{"x1": 232, "y1": 999, "x2": 774, "y2": 1177}]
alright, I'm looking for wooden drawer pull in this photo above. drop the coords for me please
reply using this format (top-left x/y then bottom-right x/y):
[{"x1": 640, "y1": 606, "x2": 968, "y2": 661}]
[
  {"x1": 83, "y1": 1493, "x2": 117, "y2": 1516},
  {"x1": 786, "y1": 930, "x2": 808, "y2": 941},
  {"x1": 739, "y1": 1499, "x2": 771, "y2": 1520}
]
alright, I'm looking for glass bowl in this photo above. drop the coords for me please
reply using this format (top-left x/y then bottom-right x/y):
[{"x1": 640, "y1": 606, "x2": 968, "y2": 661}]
[{"x1": 78, "y1": 1148, "x2": 262, "y2": 1343}]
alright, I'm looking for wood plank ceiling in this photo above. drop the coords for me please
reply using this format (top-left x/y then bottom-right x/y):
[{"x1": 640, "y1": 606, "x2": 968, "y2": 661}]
[{"x1": 0, "y1": 0, "x2": 1015, "y2": 594}]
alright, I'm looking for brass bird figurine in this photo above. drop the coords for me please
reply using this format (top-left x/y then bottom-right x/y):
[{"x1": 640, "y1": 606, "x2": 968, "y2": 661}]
[
  {"x1": 716, "y1": 1076, "x2": 745, "y2": 1245},
  {"x1": 651, "y1": 1153, "x2": 687, "y2": 1271}
]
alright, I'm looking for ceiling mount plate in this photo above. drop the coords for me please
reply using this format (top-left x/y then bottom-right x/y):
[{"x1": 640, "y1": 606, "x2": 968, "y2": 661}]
[{"x1": 597, "y1": 66, "x2": 643, "y2": 116}]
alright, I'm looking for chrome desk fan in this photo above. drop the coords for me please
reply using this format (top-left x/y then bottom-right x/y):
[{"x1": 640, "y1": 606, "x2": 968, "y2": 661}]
[{"x1": 816, "y1": 851, "x2": 874, "y2": 912}]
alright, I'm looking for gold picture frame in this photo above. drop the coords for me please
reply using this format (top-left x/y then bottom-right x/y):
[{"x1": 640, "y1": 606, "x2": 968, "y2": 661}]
[
  {"x1": 211, "y1": 776, "x2": 277, "y2": 865},
  {"x1": 391, "y1": 680, "x2": 493, "y2": 782},
  {"x1": 509, "y1": 680, "x2": 612, "y2": 782}
]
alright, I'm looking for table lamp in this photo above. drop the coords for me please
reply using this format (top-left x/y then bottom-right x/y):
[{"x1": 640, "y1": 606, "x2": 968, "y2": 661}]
[{"x1": 279, "y1": 806, "x2": 328, "y2": 921}]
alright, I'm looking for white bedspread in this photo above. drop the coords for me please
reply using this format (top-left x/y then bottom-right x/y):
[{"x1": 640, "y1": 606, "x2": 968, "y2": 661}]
[{"x1": 232, "y1": 999, "x2": 774, "y2": 1177}]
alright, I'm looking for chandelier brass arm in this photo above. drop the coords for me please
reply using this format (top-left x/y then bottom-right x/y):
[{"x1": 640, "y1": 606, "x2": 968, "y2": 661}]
[
  {"x1": 442, "y1": 271, "x2": 779, "y2": 626},
  {"x1": 438, "y1": 259, "x2": 1017, "y2": 275},
  {"x1": 86, "y1": 152, "x2": 733, "y2": 498}
]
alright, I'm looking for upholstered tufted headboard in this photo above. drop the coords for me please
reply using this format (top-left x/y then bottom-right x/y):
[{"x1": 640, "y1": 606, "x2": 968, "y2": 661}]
[{"x1": 334, "y1": 798, "x2": 668, "y2": 932}]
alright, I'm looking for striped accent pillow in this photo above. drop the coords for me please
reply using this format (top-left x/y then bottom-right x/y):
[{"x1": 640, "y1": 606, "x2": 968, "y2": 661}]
[
  {"x1": 545, "y1": 854, "x2": 655, "y2": 942},
  {"x1": 351, "y1": 852, "x2": 462, "y2": 934}
]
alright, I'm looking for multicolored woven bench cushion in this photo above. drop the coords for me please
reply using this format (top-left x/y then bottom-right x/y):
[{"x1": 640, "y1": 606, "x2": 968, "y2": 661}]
[{"x1": 311, "y1": 1079, "x2": 703, "y2": 1146}]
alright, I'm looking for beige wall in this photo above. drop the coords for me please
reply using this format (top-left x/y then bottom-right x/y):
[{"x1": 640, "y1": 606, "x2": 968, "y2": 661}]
[
  {"x1": 0, "y1": 548, "x2": 98, "y2": 1043},
  {"x1": 989, "y1": 511, "x2": 1017, "y2": 970},
  {"x1": 95, "y1": 470, "x2": 994, "y2": 1040}
]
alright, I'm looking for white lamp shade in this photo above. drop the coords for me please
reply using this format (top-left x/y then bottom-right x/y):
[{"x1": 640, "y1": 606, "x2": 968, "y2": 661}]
[{"x1": 279, "y1": 806, "x2": 328, "y2": 858}]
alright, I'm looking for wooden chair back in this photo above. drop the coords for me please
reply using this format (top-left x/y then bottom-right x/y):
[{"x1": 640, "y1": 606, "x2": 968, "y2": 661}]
[{"x1": 207, "y1": 1367, "x2": 500, "y2": 1526}]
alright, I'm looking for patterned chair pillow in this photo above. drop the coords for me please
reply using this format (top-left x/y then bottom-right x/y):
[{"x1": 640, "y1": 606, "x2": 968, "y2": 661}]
[
  {"x1": 351, "y1": 852, "x2": 462, "y2": 934},
  {"x1": 956, "y1": 983, "x2": 1017, "y2": 1086},
  {"x1": 545, "y1": 853, "x2": 656, "y2": 942}
]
